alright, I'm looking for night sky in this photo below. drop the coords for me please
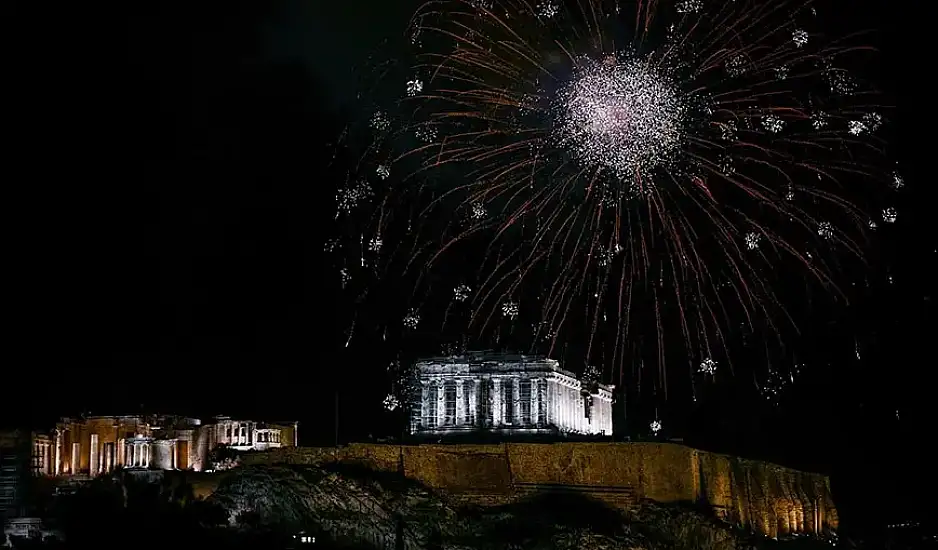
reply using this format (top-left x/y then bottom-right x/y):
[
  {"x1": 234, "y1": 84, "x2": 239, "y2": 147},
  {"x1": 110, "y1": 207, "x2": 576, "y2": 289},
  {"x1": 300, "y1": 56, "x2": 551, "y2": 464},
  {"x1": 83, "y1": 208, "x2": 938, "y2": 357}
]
[{"x1": 9, "y1": 0, "x2": 933, "y2": 530}]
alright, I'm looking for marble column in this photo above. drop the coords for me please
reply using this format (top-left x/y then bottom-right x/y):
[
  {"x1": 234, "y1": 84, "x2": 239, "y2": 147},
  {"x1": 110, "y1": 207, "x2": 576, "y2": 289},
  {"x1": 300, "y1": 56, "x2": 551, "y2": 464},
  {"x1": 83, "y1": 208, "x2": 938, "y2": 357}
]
[
  {"x1": 89, "y1": 434, "x2": 99, "y2": 476},
  {"x1": 455, "y1": 380, "x2": 465, "y2": 426},
  {"x1": 467, "y1": 379, "x2": 476, "y2": 426},
  {"x1": 512, "y1": 378, "x2": 521, "y2": 424},
  {"x1": 476, "y1": 378, "x2": 492, "y2": 428},
  {"x1": 566, "y1": 385, "x2": 573, "y2": 431},
  {"x1": 545, "y1": 378, "x2": 557, "y2": 425},
  {"x1": 436, "y1": 380, "x2": 445, "y2": 427},
  {"x1": 54, "y1": 432, "x2": 62, "y2": 475},
  {"x1": 419, "y1": 382, "x2": 429, "y2": 428},
  {"x1": 578, "y1": 392, "x2": 584, "y2": 433},
  {"x1": 561, "y1": 382, "x2": 567, "y2": 428},
  {"x1": 554, "y1": 382, "x2": 561, "y2": 429},
  {"x1": 492, "y1": 379, "x2": 502, "y2": 426},
  {"x1": 558, "y1": 384, "x2": 565, "y2": 430},
  {"x1": 562, "y1": 382, "x2": 568, "y2": 428},
  {"x1": 562, "y1": 384, "x2": 568, "y2": 430},
  {"x1": 570, "y1": 385, "x2": 575, "y2": 431},
  {"x1": 599, "y1": 396, "x2": 605, "y2": 433},
  {"x1": 532, "y1": 379, "x2": 541, "y2": 426},
  {"x1": 546, "y1": 380, "x2": 553, "y2": 426}
]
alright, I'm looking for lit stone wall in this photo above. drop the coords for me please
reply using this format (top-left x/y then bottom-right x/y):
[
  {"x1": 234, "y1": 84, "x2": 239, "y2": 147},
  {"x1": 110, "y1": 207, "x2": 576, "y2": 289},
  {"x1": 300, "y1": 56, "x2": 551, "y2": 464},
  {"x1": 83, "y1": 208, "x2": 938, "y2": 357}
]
[
  {"x1": 273, "y1": 423, "x2": 298, "y2": 448},
  {"x1": 151, "y1": 440, "x2": 174, "y2": 470},
  {"x1": 240, "y1": 442, "x2": 837, "y2": 538}
]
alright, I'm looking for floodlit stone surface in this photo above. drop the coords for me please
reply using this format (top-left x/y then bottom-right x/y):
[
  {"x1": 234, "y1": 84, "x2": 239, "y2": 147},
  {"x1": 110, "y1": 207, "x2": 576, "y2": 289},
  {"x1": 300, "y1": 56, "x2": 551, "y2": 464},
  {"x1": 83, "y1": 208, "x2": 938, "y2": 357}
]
[
  {"x1": 240, "y1": 442, "x2": 837, "y2": 539},
  {"x1": 5, "y1": 415, "x2": 297, "y2": 477},
  {"x1": 411, "y1": 353, "x2": 615, "y2": 437},
  {"x1": 209, "y1": 463, "x2": 834, "y2": 549}
]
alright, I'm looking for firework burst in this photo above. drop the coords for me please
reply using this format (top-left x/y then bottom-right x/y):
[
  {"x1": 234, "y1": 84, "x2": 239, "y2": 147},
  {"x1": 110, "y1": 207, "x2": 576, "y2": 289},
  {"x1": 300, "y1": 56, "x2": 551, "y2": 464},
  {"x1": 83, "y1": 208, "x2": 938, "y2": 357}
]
[
  {"x1": 554, "y1": 55, "x2": 687, "y2": 178},
  {"x1": 339, "y1": 0, "x2": 897, "y2": 404}
]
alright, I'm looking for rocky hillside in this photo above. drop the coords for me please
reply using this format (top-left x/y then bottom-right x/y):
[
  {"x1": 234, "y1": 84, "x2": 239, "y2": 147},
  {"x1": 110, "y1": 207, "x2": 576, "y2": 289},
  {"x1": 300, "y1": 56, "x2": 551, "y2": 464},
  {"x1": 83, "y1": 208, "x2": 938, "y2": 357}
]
[{"x1": 208, "y1": 464, "x2": 835, "y2": 549}]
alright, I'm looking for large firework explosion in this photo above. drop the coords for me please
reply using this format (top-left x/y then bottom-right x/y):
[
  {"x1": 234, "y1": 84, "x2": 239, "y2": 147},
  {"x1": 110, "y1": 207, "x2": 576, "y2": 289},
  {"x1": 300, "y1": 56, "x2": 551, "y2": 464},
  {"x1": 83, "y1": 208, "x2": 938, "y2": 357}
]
[{"x1": 331, "y1": 0, "x2": 898, "y2": 409}]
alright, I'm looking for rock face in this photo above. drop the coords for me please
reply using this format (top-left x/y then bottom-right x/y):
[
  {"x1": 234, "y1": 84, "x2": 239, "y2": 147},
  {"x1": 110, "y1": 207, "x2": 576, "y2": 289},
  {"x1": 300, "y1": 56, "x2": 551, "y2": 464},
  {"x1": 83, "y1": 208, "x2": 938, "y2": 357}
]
[
  {"x1": 61, "y1": 461, "x2": 798, "y2": 550},
  {"x1": 208, "y1": 463, "x2": 832, "y2": 550},
  {"x1": 239, "y1": 442, "x2": 837, "y2": 538},
  {"x1": 210, "y1": 465, "x2": 456, "y2": 550}
]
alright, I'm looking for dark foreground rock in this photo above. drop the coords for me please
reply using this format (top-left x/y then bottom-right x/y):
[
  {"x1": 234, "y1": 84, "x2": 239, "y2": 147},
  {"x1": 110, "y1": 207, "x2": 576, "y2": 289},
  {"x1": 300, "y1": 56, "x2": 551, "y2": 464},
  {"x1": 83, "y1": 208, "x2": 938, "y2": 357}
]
[{"x1": 208, "y1": 464, "x2": 838, "y2": 550}]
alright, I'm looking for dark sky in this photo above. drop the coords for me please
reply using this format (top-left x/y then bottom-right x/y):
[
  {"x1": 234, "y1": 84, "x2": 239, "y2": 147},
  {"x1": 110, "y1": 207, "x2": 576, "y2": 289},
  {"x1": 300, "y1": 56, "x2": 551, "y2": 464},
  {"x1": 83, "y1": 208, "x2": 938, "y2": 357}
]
[
  {"x1": 11, "y1": 0, "x2": 428, "y2": 429},
  {"x1": 9, "y1": 0, "x2": 933, "y2": 524}
]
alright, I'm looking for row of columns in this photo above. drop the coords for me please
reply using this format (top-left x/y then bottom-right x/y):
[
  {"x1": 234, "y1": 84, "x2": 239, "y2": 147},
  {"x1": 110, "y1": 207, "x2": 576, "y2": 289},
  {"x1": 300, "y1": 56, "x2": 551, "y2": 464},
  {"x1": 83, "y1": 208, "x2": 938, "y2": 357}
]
[
  {"x1": 33, "y1": 440, "x2": 52, "y2": 475},
  {"x1": 37, "y1": 434, "x2": 188, "y2": 476},
  {"x1": 255, "y1": 429, "x2": 281, "y2": 443},
  {"x1": 223, "y1": 422, "x2": 282, "y2": 446},
  {"x1": 549, "y1": 377, "x2": 612, "y2": 435},
  {"x1": 420, "y1": 377, "x2": 548, "y2": 429},
  {"x1": 54, "y1": 432, "x2": 62, "y2": 475},
  {"x1": 125, "y1": 441, "x2": 151, "y2": 468},
  {"x1": 225, "y1": 422, "x2": 256, "y2": 445}
]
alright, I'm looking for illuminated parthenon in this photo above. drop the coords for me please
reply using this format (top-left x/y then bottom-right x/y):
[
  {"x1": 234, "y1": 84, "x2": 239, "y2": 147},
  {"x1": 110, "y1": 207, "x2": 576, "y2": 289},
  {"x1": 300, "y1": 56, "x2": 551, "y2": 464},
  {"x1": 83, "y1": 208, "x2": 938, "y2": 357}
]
[{"x1": 410, "y1": 353, "x2": 615, "y2": 437}]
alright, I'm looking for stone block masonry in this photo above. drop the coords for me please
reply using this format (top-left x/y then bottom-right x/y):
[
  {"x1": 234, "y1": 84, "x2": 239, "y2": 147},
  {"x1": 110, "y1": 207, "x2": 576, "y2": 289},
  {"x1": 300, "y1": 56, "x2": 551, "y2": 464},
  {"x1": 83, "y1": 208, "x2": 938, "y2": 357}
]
[{"x1": 238, "y1": 442, "x2": 837, "y2": 539}]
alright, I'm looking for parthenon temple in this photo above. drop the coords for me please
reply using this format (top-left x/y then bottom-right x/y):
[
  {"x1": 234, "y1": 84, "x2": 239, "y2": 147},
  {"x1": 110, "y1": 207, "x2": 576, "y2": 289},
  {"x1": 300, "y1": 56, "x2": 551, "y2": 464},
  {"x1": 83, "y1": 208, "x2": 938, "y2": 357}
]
[{"x1": 410, "y1": 353, "x2": 615, "y2": 437}]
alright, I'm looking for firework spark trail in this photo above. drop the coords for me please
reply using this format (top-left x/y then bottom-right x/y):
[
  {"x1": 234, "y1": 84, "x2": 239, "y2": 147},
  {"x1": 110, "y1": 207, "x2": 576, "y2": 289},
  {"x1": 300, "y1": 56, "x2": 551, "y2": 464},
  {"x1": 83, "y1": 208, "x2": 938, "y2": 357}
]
[{"x1": 335, "y1": 0, "x2": 897, "y2": 404}]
